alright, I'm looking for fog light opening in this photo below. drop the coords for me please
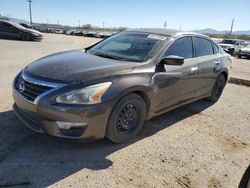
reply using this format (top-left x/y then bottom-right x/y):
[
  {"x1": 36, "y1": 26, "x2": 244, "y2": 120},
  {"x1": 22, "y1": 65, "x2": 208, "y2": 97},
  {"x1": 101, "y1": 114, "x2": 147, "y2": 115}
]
[{"x1": 56, "y1": 121, "x2": 87, "y2": 130}]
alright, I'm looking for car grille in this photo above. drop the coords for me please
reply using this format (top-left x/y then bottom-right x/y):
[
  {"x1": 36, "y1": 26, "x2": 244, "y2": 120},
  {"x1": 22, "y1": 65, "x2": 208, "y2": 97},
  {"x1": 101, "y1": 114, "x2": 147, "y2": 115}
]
[{"x1": 15, "y1": 74, "x2": 52, "y2": 102}]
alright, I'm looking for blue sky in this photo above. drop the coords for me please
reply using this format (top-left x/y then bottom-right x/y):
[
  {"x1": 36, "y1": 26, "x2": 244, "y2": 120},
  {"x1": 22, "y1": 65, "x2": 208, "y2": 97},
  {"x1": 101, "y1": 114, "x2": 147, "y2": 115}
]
[{"x1": 0, "y1": 0, "x2": 249, "y2": 31}]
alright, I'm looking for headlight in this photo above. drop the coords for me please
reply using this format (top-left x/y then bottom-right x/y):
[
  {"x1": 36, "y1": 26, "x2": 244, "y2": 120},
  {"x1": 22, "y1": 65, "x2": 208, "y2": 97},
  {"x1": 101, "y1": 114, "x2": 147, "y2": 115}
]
[
  {"x1": 55, "y1": 82, "x2": 112, "y2": 104},
  {"x1": 32, "y1": 32, "x2": 40, "y2": 36}
]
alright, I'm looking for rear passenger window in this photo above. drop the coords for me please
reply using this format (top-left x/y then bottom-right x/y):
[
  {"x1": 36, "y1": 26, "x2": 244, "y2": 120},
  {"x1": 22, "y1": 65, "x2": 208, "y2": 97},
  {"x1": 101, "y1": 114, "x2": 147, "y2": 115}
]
[
  {"x1": 195, "y1": 37, "x2": 213, "y2": 57},
  {"x1": 164, "y1": 37, "x2": 193, "y2": 59},
  {"x1": 213, "y1": 43, "x2": 219, "y2": 54}
]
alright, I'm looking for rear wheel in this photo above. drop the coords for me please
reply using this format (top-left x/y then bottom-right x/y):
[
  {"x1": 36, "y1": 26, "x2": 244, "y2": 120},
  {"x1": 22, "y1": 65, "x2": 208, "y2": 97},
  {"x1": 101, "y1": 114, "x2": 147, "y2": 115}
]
[
  {"x1": 207, "y1": 74, "x2": 226, "y2": 102},
  {"x1": 106, "y1": 93, "x2": 146, "y2": 143},
  {"x1": 21, "y1": 33, "x2": 31, "y2": 41},
  {"x1": 238, "y1": 54, "x2": 242, "y2": 58}
]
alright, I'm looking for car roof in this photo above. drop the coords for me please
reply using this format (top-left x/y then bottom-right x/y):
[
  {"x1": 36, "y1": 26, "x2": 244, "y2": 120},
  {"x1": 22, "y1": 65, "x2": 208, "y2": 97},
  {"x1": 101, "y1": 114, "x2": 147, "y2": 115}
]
[
  {"x1": 0, "y1": 20, "x2": 12, "y2": 24},
  {"x1": 126, "y1": 28, "x2": 208, "y2": 38},
  {"x1": 0, "y1": 20, "x2": 26, "y2": 29}
]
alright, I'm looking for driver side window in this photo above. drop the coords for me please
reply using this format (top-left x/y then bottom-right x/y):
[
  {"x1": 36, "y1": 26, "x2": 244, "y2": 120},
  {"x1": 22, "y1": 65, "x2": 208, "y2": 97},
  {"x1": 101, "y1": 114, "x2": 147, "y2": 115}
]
[
  {"x1": 3, "y1": 23, "x2": 16, "y2": 31},
  {"x1": 164, "y1": 36, "x2": 194, "y2": 59}
]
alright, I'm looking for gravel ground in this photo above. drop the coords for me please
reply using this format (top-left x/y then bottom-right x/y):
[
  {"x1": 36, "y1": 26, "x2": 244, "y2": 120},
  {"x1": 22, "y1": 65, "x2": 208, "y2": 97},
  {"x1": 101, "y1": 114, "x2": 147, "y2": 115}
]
[
  {"x1": 0, "y1": 34, "x2": 249, "y2": 188},
  {"x1": 232, "y1": 57, "x2": 250, "y2": 81}
]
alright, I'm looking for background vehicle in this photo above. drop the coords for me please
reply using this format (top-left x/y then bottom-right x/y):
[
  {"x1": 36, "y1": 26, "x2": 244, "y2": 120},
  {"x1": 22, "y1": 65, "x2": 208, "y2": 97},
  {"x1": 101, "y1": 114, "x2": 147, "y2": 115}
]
[
  {"x1": 238, "y1": 44, "x2": 250, "y2": 59},
  {"x1": 65, "y1": 29, "x2": 75, "y2": 35},
  {"x1": 85, "y1": 31, "x2": 97, "y2": 37},
  {"x1": 13, "y1": 29, "x2": 231, "y2": 143},
  {"x1": 97, "y1": 31, "x2": 113, "y2": 38},
  {"x1": 219, "y1": 39, "x2": 245, "y2": 55},
  {"x1": 71, "y1": 30, "x2": 83, "y2": 36},
  {"x1": 55, "y1": 29, "x2": 63, "y2": 34},
  {"x1": 211, "y1": 38, "x2": 223, "y2": 44},
  {"x1": 47, "y1": 28, "x2": 54, "y2": 33},
  {"x1": 19, "y1": 23, "x2": 32, "y2": 29},
  {"x1": 0, "y1": 20, "x2": 43, "y2": 41}
]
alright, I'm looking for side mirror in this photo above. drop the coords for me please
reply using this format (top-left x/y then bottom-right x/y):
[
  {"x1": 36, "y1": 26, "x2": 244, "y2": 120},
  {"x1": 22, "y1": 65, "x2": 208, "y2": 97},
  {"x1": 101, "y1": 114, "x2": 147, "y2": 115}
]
[{"x1": 160, "y1": 55, "x2": 184, "y2": 66}]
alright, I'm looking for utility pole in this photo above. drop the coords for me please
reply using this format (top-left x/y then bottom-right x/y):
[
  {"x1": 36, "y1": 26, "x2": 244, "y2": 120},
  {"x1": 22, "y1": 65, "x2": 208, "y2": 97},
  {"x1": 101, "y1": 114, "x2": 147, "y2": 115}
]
[
  {"x1": 27, "y1": 0, "x2": 32, "y2": 25},
  {"x1": 102, "y1": 22, "x2": 105, "y2": 30},
  {"x1": 78, "y1": 20, "x2": 80, "y2": 28},
  {"x1": 164, "y1": 21, "x2": 167, "y2": 29},
  {"x1": 179, "y1": 25, "x2": 182, "y2": 30},
  {"x1": 229, "y1": 18, "x2": 234, "y2": 35}
]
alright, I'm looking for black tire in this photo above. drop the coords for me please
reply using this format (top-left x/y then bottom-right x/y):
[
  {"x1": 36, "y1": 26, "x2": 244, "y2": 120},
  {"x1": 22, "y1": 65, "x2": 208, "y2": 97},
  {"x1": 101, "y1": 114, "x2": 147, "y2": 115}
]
[
  {"x1": 207, "y1": 74, "x2": 226, "y2": 102},
  {"x1": 239, "y1": 165, "x2": 250, "y2": 188},
  {"x1": 238, "y1": 54, "x2": 242, "y2": 58},
  {"x1": 21, "y1": 33, "x2": 31, "y2": 41},
  {"x1": 229, "y1": 48, "x2": 235, "y2": 56},
  {"x1": 106, "y1": 93, "x2": 146, "y2": 143}
]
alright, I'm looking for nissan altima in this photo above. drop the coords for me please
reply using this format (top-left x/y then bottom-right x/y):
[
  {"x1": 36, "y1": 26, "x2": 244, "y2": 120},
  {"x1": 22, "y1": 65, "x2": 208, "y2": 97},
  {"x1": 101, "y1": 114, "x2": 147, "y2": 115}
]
[
  {"x1": 0, "y1": 20, "x2": 43, "y2": 41},
  {"x1": 13, "y1": 28, "x2": 231, "y2": 143}
]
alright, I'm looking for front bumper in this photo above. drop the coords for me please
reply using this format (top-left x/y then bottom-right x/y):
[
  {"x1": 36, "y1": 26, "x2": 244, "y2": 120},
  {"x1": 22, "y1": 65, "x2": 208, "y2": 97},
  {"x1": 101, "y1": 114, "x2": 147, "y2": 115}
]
[
  {"x1": 31, "y1": 35, "x2": 43, "y2": 41},
  {"x1": 12, "y1": 74, "x2": 112, "y2": 140},
  {"x1": 239, "y1": 51, "x2": 250, "y2": 57}
]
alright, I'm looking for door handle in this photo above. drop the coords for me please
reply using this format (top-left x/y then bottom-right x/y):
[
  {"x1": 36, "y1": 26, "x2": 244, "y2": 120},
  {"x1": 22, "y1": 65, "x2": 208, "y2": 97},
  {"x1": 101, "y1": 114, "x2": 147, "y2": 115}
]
[
  {"x1": 190, "y1": 66, "x2": 198, "y2": 74},
  {"x1": 214, "y1": 60, "x2": 221, "y2": 65}
]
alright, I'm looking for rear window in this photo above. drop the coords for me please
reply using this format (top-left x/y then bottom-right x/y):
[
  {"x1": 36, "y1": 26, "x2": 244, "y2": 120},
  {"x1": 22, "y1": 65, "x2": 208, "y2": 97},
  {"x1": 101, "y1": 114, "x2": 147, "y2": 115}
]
[{"x1": 195, "y1": 37, "x2": 213, "y2": 57}]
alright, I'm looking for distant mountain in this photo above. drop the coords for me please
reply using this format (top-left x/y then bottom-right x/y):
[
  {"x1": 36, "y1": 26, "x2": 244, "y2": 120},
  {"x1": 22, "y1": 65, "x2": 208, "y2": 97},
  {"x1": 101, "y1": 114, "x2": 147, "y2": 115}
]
[
  {"x1": 233, "y1": 30, "x2": 250, "y2": 35},
  {"x1": 195, "y1": 28, "x2": 250, "y2": 35}
]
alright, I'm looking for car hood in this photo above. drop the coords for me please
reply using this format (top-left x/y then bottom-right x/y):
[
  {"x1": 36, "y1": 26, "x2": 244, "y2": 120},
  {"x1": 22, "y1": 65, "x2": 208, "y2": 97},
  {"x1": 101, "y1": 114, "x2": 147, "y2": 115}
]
[
  {"x1": 241, "y1": 47, "x2": 250, "y2": 53},
  {"x1": 26, "y1": 50, "x2": 136, "y2": 82},
  {"x1": 23, "y1": 28, "x2": 42, "y2": 35},
  {"x1": 219, "y1": 44, "x2": 234, "y2": 48}
]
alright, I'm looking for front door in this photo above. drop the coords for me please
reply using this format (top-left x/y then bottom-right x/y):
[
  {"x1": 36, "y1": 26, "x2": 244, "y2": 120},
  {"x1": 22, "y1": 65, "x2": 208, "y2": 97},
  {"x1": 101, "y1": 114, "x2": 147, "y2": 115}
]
[{"x1": 153, "y1": 36, "x2": 199, "y2": 114}]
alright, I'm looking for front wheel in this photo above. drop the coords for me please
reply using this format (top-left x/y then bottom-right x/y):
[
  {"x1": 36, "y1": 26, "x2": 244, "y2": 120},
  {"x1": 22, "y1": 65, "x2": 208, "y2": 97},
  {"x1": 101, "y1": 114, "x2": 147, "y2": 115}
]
[
  {"x1": 228, "y1": 48, "x2": 235, "y2": 56},
  {"x1": 106, "y1": 93, "x2": 146, "y2": 143},
  {"x1": 21, "y1": 33, "x2": 31, "y2": 41},
  {"x1": 207, "y1": 74, "x2": 226, "y2": 102}
]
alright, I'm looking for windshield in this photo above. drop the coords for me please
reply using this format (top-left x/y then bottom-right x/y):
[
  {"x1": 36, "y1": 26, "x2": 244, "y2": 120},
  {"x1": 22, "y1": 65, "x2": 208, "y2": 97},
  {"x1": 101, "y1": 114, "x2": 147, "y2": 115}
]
[
  {"x1": 221, "y1": 40, "x2": 237, "y2": 45},
  {"x1": 88, "y1": 32, "x2": 167, "y2": 62}
]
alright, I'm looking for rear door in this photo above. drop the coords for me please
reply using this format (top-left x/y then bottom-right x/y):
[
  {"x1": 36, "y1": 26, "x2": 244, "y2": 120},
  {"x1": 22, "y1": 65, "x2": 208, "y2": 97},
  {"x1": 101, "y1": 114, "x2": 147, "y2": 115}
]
[
  {"x1": 154, "y1": 36, "x2": 199, "y2": 113},
  {"x1": 194, "y1": 37, "x2": 222, "y2": 96}
]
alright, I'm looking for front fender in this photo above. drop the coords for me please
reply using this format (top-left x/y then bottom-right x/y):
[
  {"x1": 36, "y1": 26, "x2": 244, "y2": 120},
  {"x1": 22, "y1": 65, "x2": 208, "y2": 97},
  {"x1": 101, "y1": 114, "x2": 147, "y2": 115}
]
[{"x1": 102, "y1": 73, "x2": 156, "y2": 118}]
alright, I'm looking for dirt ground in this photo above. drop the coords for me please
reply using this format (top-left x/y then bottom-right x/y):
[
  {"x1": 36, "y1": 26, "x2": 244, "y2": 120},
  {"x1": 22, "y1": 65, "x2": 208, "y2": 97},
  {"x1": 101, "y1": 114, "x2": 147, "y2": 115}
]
[
  {"x1": 0, "y1": 34, "x2": 249, "y2": 188},
  {"x1": 232, "y1": 57, "x2": 250, "y2": 81}
]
